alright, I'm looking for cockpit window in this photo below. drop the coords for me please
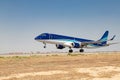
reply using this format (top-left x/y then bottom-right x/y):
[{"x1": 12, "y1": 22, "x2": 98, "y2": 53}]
[
  {"x1": 39, "y1": 33, "x2": 49, "y2": 39},
  {"x1": 41, "y1": 33, "x2": 47, "y2": 36}
]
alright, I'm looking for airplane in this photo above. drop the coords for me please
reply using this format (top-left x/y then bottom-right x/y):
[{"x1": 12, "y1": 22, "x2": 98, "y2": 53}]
[{"x1": 34, "y1": 31, "x2": 117, "y2": 53}]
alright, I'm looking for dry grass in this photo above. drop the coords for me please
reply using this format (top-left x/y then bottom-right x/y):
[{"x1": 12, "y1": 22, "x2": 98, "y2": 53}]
[{"x1": 0, "y1": 52, "x2": 120, "y2": 80}]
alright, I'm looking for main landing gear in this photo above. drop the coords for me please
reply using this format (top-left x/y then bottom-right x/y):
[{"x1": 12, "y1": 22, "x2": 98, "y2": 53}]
[
  {"x1": 69, "y1": 49, "x2": 73, "y2": 53},
  {"x1": 69, "y1": 47, "x2": 73, "y2": 53},
  {"x1": 68, "y1": 48, "x2": 84, "y2": 53},
  {"x1": 80, "y1": 48, "x2": 84, "y2": 52}
]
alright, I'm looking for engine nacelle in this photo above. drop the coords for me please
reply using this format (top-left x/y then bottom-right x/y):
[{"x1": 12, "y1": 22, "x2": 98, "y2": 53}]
[
  {"x1": 72, "y1": 42, "x2": 81, "y2": 48},
  {"x1": 64, "y1": 42, "x2": 81, "y2": 48},
  {"x1": 56, "y1": 44, "x2": 65, "y2": 49}
]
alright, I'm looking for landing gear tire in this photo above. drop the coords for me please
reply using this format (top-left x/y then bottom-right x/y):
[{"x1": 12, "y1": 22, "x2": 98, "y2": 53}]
[
  {"x1": 44, "y1": 46, "x2": 46, "y2": 48},
  {"x1": 80, "y1": 49, "x2": 84, "y2": 52},
  {"x1": 69, "y1": 49, "x2": 73, "y2": 53}
]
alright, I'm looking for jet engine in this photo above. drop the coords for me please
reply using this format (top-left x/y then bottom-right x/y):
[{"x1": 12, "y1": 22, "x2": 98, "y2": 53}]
[
  {"x1": 64, "y1": 42, "x2": 81, "y2": 48},
  {"x1": 56, "y1": 44, "x2": 65, "y2": 49},
  {"x1": 72, "y1": 42, "x2": 81, "y2": 48}
]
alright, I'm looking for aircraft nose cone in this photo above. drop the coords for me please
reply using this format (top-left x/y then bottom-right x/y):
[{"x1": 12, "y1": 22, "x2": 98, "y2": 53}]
[{"x1": 34, "y1": 36, "x2": 39, "y2": 40}]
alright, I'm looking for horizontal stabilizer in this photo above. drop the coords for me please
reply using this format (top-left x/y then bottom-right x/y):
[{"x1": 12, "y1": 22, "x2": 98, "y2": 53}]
[{"x1": 108, "y1": 42, "x2": 119, "y2": 45}]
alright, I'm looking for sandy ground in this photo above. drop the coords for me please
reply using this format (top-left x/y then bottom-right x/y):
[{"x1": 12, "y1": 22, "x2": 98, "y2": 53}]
[
  {"x1": 0, "y1": 52, "x2": 120, "y2": 80},
  {"x1": 0, "y1": 66, "x2": 120, "y2": 80},
  {"x1": 76, "y1": 66, "x2": 120, "y2": 80},
  {"x1": 0, "y1": 70, "x2": 68, "y2": 80}
]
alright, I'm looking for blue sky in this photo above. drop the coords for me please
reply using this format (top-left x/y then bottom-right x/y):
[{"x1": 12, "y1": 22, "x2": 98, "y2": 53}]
[{"x1": 0, "y1": 0, "x2": 120, "y2": 53}]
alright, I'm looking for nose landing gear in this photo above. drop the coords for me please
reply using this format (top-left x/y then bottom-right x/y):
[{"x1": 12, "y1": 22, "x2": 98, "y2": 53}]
[{"x1": 43, "y1": 42, "x2": 46, "y2": 48}]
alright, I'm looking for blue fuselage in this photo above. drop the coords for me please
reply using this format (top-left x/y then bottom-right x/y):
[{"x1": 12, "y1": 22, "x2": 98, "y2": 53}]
[{"x1": 35, "y1": 33, "x2": 105, "y2": 48}]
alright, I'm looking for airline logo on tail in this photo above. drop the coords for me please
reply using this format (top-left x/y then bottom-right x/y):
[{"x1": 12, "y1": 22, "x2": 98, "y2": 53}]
[{"x1": 35, "y1": 31, "x2": 117, "y2": 53}]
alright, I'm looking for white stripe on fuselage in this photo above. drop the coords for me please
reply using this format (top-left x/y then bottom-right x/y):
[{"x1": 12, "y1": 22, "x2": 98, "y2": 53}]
[
  {"x1": 36, "y1": 39, "x2": 69, "y2": 45},
  {"x1": 36, "y1": 39, "x2": 107, "y2": 49}
]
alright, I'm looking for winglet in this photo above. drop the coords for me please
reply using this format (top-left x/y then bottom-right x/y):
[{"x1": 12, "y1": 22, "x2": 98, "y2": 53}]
[{"x1": 110, "y1": 35, "x2": 116, "y2": 40}]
